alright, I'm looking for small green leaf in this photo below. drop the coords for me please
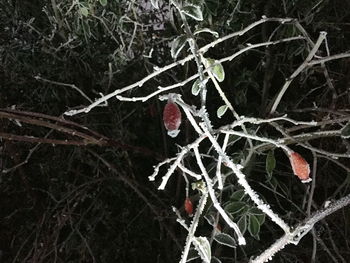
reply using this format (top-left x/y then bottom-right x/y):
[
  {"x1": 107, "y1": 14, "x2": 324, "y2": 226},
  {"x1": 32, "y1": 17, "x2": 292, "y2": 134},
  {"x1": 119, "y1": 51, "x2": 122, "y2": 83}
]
[
  {"x1": 230, "y1": 189, "x2": 245, "y2": 201},
  {"x1": 194, "y1": 28, "x2": 219, "y2": 38},
  {"x1": 170, "y1": 35, "x2": 187, "y2": 59},
  {"x1": 203, "y1": 58, "x2": 225, "y2": 82},
  {"x1": 237, "y1": 215, "x2": 247, "y2": 234},
  {"x1": 182, "y1": 5, "x2": 203, "y2": 21},
  {"x1": 213, "y1": 233, "x2": 236, "y2": 248},
  {"x1": 217, "y1": 105, "x2": 228, "y2": 118},
  {"x1": 80, "y1": 7, "x2": 89, "y2": 17},
  {"x1": 203, "y1": 57, "x2": 214, "y2": 68},
  {"x1": 341, "y1": 122, "x2": 350, "y2": 138},
  {"x1": 99, "y1": 0, "x2": 108, "y2": 6},
  {"x1": 225, "y1": 201, "x2": 246, "y2": 215},
  {"x1": 191, "y1": 78, "x2": 208, "y2": 96},
  {"x1": 248, "y1": 208, "x2": 265, "y2": 225},
  {"x1": 212, "y1": 62, "x2": 225, "y2": 82},
  {"x1": 192, "y1": 180, "x2": 205, "y2": 192},
  {"x1": 192, "y1": 79, "x2": 201, "y2": 96},
  {"x1": 248, "y1": 207, "x2": 264, "y2": 215},
  {"x1": 150, "y1": 0, "x2": 159, "y2": 9},
  {"x1": 255, "y1": 213, "x2": 265, "y2": 225},
  {"x1": 266, "y1": 150, "x2": 276, "y2": 177},
  {"x1": 192, "y1": 236, "x2": 211, "y2": 263},
  {"x1": 248, "y1": 215, "x2": 260, "y2": 238}
]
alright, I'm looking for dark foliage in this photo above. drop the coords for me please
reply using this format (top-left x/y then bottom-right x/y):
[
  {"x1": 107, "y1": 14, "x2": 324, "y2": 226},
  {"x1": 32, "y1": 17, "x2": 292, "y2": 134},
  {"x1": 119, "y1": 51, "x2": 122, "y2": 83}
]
[{"x1": 1, "y1": 0, "x2": 350, "y2": 262}]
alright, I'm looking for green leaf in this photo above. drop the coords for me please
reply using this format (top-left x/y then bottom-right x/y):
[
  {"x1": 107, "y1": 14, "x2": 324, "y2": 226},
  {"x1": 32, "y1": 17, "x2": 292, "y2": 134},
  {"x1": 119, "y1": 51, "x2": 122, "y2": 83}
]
[
  {"x1": 248, "y1": 208, "x2": 265, "y2": 225},
  {"x1": 248, "y1": 215, "x2": 260, "y2": 238},
  {"x1": 182, "y1": 5, "x2": 203, "y2": 21},
  {"x1": 203, "y1": 57, "x2": 214, "y2": 67},
  {"x1": 254, "y1": 213, "x2": 265, "y2": 225},
  {"x1": 193, "y1": 28, "x2": 219, "y2": 38},
  {"x1": 230, "y1": 189, "x2": 245, "y2": 201},
  {"x1": 217, "y1": 105, "x2": 228, "y2": 118},
  {"x1": 99, "y1": 0, "x2": 108, "y2": 6},
  {"x1": 213, "y1": 233, "x2": 236, "y2": 248},
  {"x1": 237, "y1": 215, "x2": 247, "y2": 234},
  {"x1": 341, "y1": 122, "x2": 350, "y2": 138},
  {"x1": 203, "y1": 58, "x2": 225, "y2": 82},
  {"x1": 192, "y1": 180, "x2": 206, "y2": 192},
  {"x1": 212, "y1": 62, "x2": 225, "y2": 82},
  {"x1": 192, "y1": 236, "x2": 211, "y2": 263},
  {"x1": 192, "y1": 78, "x2": 208, "y2": 96},
  {"x1": 150, "y1": 0, "x2": 159, "y2": 9},
  {"x1": 265, "y1": 150, "x2": 276, "y2": 178},
  {"x1": 225, "y1": 201, "x2": 246, "y2": 215},
  {"x1": 80, "y1": 7, "x2": 89, "y2": 17},
  {"x1": 170, "y1": 35, "x2": 187, "y2": 59},
  {"x1": 192, "y1": 79, "x2": 201, "y2": 96},
  {"x1": 248, "y1": 207, "x2": 264, "y2": 215}
]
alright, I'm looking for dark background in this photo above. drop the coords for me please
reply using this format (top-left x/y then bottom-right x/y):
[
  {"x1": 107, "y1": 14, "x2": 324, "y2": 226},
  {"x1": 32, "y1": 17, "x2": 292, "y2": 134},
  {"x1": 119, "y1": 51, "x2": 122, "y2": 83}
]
[{"x1": 1, "y1": 0, "x2": 350, "y2": 262}]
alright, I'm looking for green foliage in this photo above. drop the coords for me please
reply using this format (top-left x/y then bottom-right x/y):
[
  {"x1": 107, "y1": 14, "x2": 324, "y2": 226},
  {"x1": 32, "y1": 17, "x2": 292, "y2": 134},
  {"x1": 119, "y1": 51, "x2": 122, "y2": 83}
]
[
  {"x1": 192, "y1": 78, "x2": 201, "y2": 96},
  {"x1": 266, "y1": 150, "x2": 276, "y2": 179},
  {"x1": 193, "y1": 236, "x2": 211, "y2": 263},
  {"x1": 203, "y1": 57, "x2": 225, "y2": 82},
  {"x1": 213, "y1": 232, "x2": 237, "y2": 248},
  {"x1": 99, "y1": 0, "x2": 108, "y2": 6},
  {"x1": 182, "y1": 4, "x2": 204, "y2": 21},
  {"x1": 171, "y1": 35, "x2": 188, "y2": 59},
  {"x1": 216, "y1": 105, "x2": 228, "y2": 118},
  {"x1": 224, "y1": 189, "x2": 266, "y2": 239}
]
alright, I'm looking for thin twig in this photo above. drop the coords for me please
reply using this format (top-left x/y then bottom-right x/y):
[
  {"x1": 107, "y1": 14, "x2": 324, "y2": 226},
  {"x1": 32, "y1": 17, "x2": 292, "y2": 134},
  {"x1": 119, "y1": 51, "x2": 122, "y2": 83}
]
[
  {"x1": 251, "y1": 193, "x2": 350, "y2": 263},
  {"x1": 270, "y1": 31, "x2": 327, "y2": 114}
]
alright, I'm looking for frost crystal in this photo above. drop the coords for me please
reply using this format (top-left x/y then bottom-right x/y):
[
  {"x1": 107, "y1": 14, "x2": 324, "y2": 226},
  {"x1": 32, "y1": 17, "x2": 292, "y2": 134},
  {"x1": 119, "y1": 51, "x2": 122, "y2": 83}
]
[{"x1": 167, "y1": 129, "x2": 180, "y2": 138}]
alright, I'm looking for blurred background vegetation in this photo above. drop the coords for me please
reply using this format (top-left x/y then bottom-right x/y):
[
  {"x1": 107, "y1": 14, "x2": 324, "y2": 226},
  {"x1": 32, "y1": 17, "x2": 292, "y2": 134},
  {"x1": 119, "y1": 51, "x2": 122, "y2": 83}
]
[{"x1": 1, "y1": 0, "x2": 350, "y2": 262}]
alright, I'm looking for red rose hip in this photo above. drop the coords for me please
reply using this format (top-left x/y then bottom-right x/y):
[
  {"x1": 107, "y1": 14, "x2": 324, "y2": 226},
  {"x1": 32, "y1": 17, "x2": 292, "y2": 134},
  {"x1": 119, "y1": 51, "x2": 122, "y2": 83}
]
[
  {"x1": 163, "y1": 100, "x2": 181, "y2": 137},
  {"x1": 288, "y1": 151, "x2": 311, "y2": 183},
  {"x1": 184, "y1": 197, "x2": 193, "y2": 216}
]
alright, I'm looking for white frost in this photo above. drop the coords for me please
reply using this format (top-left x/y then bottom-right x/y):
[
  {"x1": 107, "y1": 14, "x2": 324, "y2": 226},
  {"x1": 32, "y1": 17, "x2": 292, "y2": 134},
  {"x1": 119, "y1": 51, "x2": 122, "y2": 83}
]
[{"x1": 168, "y1": 129, "x2": 180, "y2": 138}]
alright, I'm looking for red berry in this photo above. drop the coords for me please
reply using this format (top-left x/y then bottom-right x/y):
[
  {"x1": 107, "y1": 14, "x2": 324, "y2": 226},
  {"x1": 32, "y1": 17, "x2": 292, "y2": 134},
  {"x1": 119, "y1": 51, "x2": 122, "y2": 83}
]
[
  {"x1": 184, "y1": 197, "x2": 193, "y2": 216},
  {"x1": 288, "y1": 152, "x2": 311, "y2": 182},
  {"x1": 163, "y1": 100, "x2": 181, "y2": 137}
]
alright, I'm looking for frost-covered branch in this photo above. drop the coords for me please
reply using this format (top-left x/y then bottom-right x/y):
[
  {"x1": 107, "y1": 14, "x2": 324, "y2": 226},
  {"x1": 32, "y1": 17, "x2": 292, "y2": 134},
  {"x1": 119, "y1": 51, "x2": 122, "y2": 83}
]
[
  {"x1": 220, "y1": 129, "x2": 291, "y2": 153},
  {"x1": 223, "y1": 115, "x2": 317, "y2": 129},
  {"x1": 270, "y1": 31, "x2": 327, "y2": 114},
  {"x1": 251, "y1": 193, "x2": 350, "y2": 263},
  {"x1": 64, "y1": 19, "x2": 301, "y2": 116},
  {"x1": 254, "y1": 130, "x2": 343, "y2": 153},
  {"x1": 193, "y1": 147, "x2": 246, "y2": 245},
  {"x1": 115, "y1": 36, "x2": 304, "y2": 103},
  {"x1": 154, "y1": 135, "x2": 206, "y2": 190},
  {"x1": 180, "y1": 188, "x2": 209, "y2": 263},
  {"x1": 200, "y1": 124, "x2": 291, "y2": 233}
]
